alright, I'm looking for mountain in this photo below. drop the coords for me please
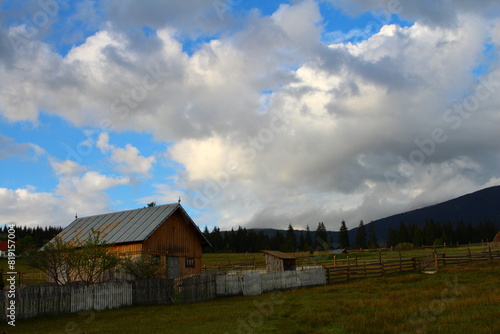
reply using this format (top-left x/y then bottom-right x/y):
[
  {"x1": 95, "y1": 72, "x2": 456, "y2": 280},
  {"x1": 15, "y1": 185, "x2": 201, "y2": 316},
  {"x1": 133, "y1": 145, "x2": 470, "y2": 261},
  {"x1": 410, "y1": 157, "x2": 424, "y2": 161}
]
[
  {"x1": 215, "y1": 186, "x2": 500, "y2": 251},
  {"x1": 253, "y1": 186, "x2": 500, "y2": 247},
  {"x1": 349, "y1": 185, "x2": 500, "y2": 245}
]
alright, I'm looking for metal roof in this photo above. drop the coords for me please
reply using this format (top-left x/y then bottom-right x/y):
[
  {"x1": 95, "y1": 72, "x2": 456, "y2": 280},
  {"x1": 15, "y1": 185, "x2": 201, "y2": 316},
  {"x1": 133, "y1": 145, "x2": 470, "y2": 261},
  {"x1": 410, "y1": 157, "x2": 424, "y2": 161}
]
[
  {"x1": 53, "y1": 203, "x2": 210, "y2": 246},
  {"x1": 262, "y1": 250, "x2": 296, "y2": 260}
]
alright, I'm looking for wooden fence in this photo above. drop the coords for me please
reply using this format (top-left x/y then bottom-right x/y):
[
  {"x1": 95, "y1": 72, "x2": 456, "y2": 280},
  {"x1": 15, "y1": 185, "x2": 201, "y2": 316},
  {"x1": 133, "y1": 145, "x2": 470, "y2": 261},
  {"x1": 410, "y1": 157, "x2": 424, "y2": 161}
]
[
  {"x1": 323, "y1": 247, "x2": 500, "y2": 284},
  {"x1": 0, "y1": 268, "x2": 325, "y2": 321},
  {"x1": 0, "y1": 275, "x2": 211, "y2": 321},
  {"x1": 177, "y1": 274, "x2": 216, "y2": 303},
  {"x1": 215, "y1": 267, "x2": 326, "y2": 296}
]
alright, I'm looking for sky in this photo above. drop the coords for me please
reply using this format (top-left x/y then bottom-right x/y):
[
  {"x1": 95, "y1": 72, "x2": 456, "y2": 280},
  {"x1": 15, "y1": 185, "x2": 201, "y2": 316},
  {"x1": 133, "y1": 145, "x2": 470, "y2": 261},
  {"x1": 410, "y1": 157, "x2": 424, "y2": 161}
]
[{"x1": 1, "y1": 0, "x2": 500, "y2": 232}]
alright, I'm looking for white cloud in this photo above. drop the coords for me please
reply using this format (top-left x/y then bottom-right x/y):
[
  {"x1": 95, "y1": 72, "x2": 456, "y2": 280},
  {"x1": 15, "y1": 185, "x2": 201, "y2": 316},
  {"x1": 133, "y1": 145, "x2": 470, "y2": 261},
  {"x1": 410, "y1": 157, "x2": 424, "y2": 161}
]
[
  {"x1": 97, "y1": 132, "x2": 156, "y2": 177},
  {"x1": 1, "y1": 1, "x2": 500, "y2": 230},
  {"x1": 0, "y1": 170, "x2": 129, "y2": 227},
  {"x1": 50, "y1": 159, "x2": 86, "y2": 176}
]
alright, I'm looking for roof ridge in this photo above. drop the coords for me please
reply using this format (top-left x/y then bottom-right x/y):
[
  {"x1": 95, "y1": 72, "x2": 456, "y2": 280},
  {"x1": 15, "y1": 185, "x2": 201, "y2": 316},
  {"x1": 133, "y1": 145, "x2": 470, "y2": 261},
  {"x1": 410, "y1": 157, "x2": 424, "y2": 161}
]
[{"x1": 74, "y1": 203, "x2": 179, "y2": 220}]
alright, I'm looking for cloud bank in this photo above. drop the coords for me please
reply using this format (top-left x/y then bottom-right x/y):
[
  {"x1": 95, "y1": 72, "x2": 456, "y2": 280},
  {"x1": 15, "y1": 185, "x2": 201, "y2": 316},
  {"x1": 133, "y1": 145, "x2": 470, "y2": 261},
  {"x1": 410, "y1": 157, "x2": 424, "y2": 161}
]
[{"x1": 1, "y1": 0, "x2": 499, "y2": 230}]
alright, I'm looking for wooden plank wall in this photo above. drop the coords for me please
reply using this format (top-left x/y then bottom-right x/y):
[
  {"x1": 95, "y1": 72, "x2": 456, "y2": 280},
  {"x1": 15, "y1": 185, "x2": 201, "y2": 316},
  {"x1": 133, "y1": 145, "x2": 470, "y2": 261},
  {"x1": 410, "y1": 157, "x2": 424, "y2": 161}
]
[{"x1": 142, "y1": 210, "x2": 204, "y2": 277}]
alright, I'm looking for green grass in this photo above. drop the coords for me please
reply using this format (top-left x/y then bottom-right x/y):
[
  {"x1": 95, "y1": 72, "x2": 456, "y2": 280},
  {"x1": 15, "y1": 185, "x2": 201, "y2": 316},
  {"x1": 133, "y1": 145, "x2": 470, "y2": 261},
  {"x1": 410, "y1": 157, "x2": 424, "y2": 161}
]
[{"x1": 4, "y1": 260, "x2": 499, "y2": 334}]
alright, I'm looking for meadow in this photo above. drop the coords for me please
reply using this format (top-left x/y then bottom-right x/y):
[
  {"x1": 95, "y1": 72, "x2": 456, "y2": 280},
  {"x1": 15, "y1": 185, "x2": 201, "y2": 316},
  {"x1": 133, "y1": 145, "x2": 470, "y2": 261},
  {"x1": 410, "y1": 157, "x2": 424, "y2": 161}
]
[{"x1": 2, "y1": 259, "x2": 499, "y2": 334}]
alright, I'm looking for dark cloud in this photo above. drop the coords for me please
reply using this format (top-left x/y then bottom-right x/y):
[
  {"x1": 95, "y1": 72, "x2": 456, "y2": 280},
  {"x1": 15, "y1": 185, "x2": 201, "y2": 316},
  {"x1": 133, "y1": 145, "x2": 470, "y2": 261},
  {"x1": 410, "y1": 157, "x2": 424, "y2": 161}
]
[
  {"x1": 331, "y1": 0, "x2": 500, "y2": 27},
  {"x1": 0, "y1": 27, "x2": 14, "y2": 66},
  {"x1": 0, "y1": 135, "x2": 45, "y2": 160},
  {"x1": 102, "y1": 0, "x2": 237, "y2": 36}
]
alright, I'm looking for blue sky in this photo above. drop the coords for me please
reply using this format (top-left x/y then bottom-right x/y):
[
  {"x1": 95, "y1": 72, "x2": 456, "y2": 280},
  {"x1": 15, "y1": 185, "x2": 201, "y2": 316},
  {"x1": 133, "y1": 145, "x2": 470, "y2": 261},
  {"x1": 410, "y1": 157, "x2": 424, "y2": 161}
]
[{"x1": 1, "y1": 0, "x2": 500, "y2": 231}]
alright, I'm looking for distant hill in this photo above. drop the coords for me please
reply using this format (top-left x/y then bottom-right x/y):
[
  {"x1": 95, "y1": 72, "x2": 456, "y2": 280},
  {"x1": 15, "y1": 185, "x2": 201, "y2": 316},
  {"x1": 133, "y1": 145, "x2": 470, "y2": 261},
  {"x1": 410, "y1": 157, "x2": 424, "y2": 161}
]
[
  {"x1": 349, "y1": 185, "x2": 500, "y2": 245},
  {"x1": 247, "y1": 186, "x2": 500, "y2": 247}
]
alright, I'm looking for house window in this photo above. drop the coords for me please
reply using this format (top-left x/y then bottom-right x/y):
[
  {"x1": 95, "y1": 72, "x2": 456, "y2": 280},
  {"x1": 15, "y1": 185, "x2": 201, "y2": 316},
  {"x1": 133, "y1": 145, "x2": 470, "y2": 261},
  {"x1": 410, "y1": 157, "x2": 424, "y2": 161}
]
[{"x1": 185, "y1": 258, "x2": 195, "y2": 268}]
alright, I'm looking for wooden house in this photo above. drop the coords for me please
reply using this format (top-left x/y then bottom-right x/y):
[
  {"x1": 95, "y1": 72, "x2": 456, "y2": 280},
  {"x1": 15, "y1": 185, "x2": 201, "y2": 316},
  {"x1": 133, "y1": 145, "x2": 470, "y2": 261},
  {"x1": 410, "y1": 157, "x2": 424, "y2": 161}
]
[
  {"x1": 262, "y1": 250, "x2": 296, "y2": 272},
  {"x1": 52, "y1": 203, "x2": 210, "y2": 279}
]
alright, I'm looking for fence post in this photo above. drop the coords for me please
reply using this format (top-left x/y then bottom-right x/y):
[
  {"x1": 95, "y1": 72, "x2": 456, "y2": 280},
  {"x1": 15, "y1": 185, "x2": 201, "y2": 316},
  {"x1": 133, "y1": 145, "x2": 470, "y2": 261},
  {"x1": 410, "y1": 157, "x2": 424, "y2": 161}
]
[
  {"x1": 334, "y1": 255, "x2": 337, "y2": 268},
  {"x1": 468, "y1": 247, "x2": 472, "y2": 263},
  {"x1": 443, "y1": 251, "x2": 446, "y2": 267},
  {"x1": 347, "y1": 257, "x2": 351, "y2": 282},
  {"x1": 489, "y1": 244, "x2": 493, "y2": 260},
  {"x1": 363, "y1": 261, "x2": 367, "y2": 279},
  {"x1": 398, "y1": 251, "x2": 402, "y2": 273},
  {"x1": 434, "y1": 253, "x2": 438, "y2": 272},
  {"x1": 355, "y1": 255, "x2": 358, "y2": 267},
  {"x1": 378, "y1": 250, "x2": 382, "y2": 264},
  {"x1": 381, "y1": 261, "x2": 385, "y2": 276}
]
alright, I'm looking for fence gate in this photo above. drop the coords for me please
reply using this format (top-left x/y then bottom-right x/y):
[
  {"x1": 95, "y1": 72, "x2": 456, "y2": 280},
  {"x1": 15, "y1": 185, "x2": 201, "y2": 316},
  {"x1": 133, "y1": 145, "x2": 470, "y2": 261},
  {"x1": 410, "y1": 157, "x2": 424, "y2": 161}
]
[{"x1": 416, "y1": 254, "x2": 437, "y2": 273}]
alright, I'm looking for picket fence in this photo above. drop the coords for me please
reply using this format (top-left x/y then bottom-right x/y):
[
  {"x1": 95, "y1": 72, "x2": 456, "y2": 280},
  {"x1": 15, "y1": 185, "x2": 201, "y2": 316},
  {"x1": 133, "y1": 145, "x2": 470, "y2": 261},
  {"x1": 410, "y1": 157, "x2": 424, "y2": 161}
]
[
  {"x1": 216, "y1": 267, "x2": 326, "y2": 296},
  {"x1": 0, "y1": 267, "x2": 325, "y2": 321}
]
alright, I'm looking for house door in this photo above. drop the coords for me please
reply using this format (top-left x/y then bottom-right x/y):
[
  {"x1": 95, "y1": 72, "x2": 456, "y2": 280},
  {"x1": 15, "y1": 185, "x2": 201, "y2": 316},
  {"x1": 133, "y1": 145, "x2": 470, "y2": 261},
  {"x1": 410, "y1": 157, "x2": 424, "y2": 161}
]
[{"x1": 167, "y1": 257, "x2": 180, "y2": 279}]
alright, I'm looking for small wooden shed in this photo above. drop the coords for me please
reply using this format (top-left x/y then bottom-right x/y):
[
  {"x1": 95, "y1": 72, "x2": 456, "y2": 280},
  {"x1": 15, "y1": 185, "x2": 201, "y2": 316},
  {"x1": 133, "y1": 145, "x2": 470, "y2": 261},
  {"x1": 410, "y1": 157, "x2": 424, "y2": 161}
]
[{"x1": 262, "y1": 250, "x2": 296, "y2": 273}]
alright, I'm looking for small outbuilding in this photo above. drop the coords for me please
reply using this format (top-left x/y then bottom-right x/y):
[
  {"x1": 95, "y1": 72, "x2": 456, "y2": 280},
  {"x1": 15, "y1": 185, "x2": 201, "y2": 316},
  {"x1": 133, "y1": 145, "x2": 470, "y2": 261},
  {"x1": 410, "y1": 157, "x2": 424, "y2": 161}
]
[
  {"x1": 332, "y1": 248, "x2": 348, "y2": 255},
  {"x1": 492, "y1": 231, "x2": 500, "y2": 247},
  {"x1": 262, "y1": 250, "x2": 296, "y2": 272}
]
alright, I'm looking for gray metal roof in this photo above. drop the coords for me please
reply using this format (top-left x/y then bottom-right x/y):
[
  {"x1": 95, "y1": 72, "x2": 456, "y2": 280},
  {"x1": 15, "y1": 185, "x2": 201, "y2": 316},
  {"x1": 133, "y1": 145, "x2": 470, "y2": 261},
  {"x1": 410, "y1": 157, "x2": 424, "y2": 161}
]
[
  {"x1": 53, "y1": 203, "x2": 210, "y2": 246},
  {"x1": 262, "y1": 250, "x2": 296, "y2": 260}
]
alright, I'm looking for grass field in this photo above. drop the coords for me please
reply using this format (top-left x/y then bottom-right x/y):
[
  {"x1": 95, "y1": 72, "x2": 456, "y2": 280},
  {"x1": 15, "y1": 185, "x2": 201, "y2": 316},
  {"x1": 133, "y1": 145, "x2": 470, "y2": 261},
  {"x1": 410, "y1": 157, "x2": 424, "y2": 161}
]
[{"x1": 3, "y1": 260, "x2": 499, "y2": 334}]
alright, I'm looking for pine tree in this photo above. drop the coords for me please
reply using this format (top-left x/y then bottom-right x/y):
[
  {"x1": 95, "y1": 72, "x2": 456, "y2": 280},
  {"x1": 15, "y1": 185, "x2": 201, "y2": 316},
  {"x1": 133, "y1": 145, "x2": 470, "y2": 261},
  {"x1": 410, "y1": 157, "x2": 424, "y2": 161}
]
[
  {"x1": 298, "y1": 233, "x2": 305, "y2": 251},
  {"x1": 338, "y1": 220, "x2": 350, "y2": 249},
  {"x1": 411, "y1": 225, "x2": 424, "y2": 247},
  {"x1": 387, "y1": 228, "x2": 398, "y2": 247},
  {"x1": 283, "y1": 224, "x2": 296, "y2": 252},
  {"x1": 355, "y1": 220, "x2": 366, "y2": 249},
  {"x1": 305, "y1": 225, "x2": 313, "y2": 253},
  {"x1": 315, "y1": 222, "x2": 328, "y2": 250},
  {"x1": 367, "y1": 222, "x2": 379, "y2": 249}
]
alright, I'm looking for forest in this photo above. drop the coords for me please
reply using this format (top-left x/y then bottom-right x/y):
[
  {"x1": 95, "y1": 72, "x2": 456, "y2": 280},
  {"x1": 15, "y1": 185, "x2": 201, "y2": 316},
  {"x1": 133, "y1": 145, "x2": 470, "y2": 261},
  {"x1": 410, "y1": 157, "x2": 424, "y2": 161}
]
[
  {"x1": 2, "y1": 218, "x2": 498, "y2": 254},
  {"x1": 202, "y1": 219, "x2": 499, "y2": 253}
]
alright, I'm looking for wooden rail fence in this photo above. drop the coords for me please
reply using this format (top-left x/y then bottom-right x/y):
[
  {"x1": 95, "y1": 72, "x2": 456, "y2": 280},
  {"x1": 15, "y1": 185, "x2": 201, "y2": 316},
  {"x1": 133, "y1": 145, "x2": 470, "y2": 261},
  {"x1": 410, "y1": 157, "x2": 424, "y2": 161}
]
[{"x1": 323, "y1": 248, "x2": 500, "y2": 284}]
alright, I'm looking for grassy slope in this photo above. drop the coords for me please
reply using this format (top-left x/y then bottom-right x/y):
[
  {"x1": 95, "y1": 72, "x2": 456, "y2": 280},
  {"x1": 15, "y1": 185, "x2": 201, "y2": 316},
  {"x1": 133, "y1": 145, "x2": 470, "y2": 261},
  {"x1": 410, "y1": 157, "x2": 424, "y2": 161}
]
[{"x1": 3, "y1": 260, "x2": 499, "y2": 334}]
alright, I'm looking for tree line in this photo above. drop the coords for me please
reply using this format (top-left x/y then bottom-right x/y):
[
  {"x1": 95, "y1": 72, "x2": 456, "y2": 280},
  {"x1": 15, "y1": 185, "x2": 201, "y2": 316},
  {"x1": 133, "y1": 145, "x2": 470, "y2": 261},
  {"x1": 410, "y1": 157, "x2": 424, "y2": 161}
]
[
  {"x1": 202, "y1": 220, "x2": 380, "y2": 253},
  {"x1": 386, "y1": 219, "x2": 498, "y2": 248},
  {"x1": 203, "y1": 218, "x2": 499, "y2": 253},
  {"x1": 0, "y1": 225, "x2": 63, "y2": 253}
]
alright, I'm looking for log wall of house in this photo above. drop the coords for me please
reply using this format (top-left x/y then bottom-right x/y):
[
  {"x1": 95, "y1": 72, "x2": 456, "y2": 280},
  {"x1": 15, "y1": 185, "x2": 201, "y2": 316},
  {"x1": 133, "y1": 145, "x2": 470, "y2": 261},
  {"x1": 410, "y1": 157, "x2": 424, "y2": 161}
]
[
  {"x1": 109, "y1": 243, "x2": 143, "y2": 254},
  {"x1": 142, "y1": 210, "x2": 203, "y2": 277}
]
